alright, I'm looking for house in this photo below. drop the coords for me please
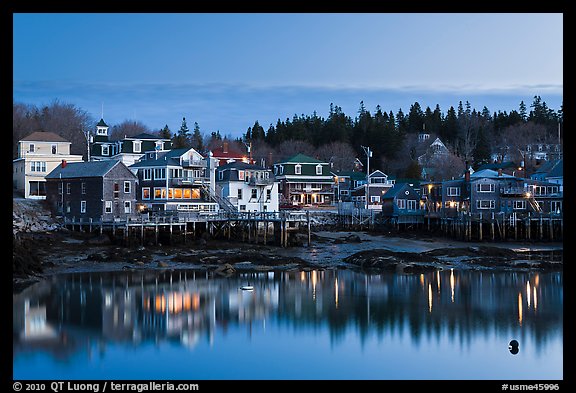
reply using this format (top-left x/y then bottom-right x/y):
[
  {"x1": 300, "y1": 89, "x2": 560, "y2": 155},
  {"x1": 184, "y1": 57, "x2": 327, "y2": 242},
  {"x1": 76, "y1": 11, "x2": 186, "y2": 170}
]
[
  {"x1": 13, "y1": 131, "x2": 84, "y2": 199},
  {"x1": 476, "y1": 161, "x2": 519, "y2": 176},
  {"x1": 273, "y1": 154, "x2": 333, "y2": 207},
  {"x1": 210, "y1": 141, "x2": 251, "y2": 167},
  {"x1": 129, "y1": 148, "x2": 219, "y2": 213},
  {"x1": 420, "y1": 181, "x2": 443, "y2": 216},
  {"x1": 332, "y1": 171, "x2": 366, "y2": 202},
  {"x1": 381, "y1": 183, "x2": 424, "y2": 224},
  {"x1": 418, "y1": 137, "x2": 450, "y2": 181},
  {"x1": 90, "y1": 118, "x2": 172, "y2": 165},
  {"x1": 526, "y1": 143, "x2": 562, "y2": 162},
  {"x1": 530, "y1": 159, "x2": 563, "y2": 191},
  {"x1": 45, "y1": 160, "x2": 138, "y2": 221},
  {"x1": 216, "y1": 161, "x2": 279, "y2": 212},
  {"x1": 350, "y1": 170, "x2": 395, "y2": 210}
]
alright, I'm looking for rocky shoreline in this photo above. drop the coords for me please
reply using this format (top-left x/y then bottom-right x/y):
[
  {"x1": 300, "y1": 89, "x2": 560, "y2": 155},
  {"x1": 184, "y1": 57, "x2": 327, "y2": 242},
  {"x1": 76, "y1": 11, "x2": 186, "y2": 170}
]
[{"x1": 12, "y1": 198, "x2": 563, "y2": 292}]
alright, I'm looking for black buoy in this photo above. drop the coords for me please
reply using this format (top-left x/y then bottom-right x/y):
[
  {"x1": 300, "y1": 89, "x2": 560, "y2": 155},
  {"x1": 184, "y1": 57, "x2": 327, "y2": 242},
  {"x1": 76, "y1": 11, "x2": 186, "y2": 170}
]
[{"x1": 509, "y1": 340, "x2": 519, "y2": 355}]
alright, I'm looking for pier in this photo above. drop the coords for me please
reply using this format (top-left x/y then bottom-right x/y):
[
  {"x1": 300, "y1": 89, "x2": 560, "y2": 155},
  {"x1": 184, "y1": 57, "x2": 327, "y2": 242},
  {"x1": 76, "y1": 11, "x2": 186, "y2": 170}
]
[{"x1": 62, "y1": 211, "x2": 312, "y2": 247}]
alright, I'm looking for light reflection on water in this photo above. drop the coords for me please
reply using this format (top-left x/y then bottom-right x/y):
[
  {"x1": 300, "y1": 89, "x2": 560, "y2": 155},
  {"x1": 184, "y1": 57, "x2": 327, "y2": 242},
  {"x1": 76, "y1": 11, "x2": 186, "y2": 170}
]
[{"x1": 13, "y1": 269, "x2": 562, "y2": 380}]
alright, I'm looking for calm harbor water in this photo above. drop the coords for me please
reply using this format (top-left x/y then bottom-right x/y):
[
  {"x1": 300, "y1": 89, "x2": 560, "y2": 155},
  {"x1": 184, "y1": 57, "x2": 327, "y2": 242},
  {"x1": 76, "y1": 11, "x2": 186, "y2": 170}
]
[{"x1": 13, "y1": 268, "x2": 562, "y2": 380}]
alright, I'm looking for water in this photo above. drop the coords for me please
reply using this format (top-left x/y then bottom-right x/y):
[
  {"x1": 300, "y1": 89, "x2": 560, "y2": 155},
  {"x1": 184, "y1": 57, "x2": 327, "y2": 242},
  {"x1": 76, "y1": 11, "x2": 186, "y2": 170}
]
[{"x1": 13, "y1": 269, "x2": 563, "y2": 380}]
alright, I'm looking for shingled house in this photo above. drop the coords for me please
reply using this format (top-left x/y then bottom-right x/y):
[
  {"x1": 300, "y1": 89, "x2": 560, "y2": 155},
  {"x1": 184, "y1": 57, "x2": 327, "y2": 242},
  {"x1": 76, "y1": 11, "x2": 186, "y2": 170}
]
[{"x1": 45, "y1": 160, "x2": 138, "y2": 221}]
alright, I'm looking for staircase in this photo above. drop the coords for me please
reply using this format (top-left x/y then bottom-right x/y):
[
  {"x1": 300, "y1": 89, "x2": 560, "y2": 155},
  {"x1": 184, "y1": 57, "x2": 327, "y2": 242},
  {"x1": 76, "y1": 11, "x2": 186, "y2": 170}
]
[
  {"x1": 201, "y1": 185, "x2": 237, "y2": 213},
  {"x1": 527, "y1": 196, "x2": 542, "y2": 213}
]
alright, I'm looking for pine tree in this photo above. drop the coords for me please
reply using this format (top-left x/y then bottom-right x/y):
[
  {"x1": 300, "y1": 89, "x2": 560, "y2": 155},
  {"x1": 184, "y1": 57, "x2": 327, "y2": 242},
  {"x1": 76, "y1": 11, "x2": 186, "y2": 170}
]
[
  {"x1": 191, "y1": 122, "x2": 204, "y2": 152},
  {"x1": 172, "y1": 117, "x2": 191, "y2": 148}
]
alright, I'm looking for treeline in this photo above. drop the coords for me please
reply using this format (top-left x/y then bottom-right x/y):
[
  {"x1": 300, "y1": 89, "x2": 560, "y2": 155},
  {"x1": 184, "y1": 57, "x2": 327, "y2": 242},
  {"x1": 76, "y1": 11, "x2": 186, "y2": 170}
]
[{"x1": 13, "y1": 96, "x2": 562, "y2": 180}]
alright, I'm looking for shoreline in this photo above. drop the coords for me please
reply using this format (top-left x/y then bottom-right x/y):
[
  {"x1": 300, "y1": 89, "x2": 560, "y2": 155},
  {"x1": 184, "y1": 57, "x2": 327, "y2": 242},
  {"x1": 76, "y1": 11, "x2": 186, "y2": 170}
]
[{"x1": 13, "y1": 228, "x2": 563, "y2": 292}]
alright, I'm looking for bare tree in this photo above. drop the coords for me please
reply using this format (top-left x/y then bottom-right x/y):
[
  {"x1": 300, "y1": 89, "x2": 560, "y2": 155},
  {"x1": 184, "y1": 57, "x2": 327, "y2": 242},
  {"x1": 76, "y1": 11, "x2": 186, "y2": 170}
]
[
  {"x1": 498, "y1": 122, "x2": 548, "y2": 173},
  {"x1": 433, "y1": 152, "x2": 466, "y2": 181},
  {"x1": 109, "y1": 120, "x2": 150, "y2": 141},
  {"x1": 315, "y1": 141, "x2": 357, "y2": 172},
  {"x1": 275, "y1": 139, "x2": 316, "y2": 162},
  {"x1": 13, "y1": 102, "x2": 40, "y2": 158}
]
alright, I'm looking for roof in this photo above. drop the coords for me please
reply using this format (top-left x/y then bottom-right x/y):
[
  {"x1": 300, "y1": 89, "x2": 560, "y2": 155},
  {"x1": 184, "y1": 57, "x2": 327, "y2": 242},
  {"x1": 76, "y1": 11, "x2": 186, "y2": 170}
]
[
  {"x1": 130, "y1": 148, "x2": 192, "y2": 168},
  {"x1": 547, "y1": 159, "x2": 563, "y2": 178},
  {"x1": 45, "y1": 160, "x2": 120, "y2": 179},
  {"x1": 369, "y1": 170, "x2": 388, "y2": 178},
  {"x1": 382, "y1": 183, "x2": 418, "y2": 199},
  {"x1": 281, "y1": 153, "x2": 326, "y2": 164},
  {"x1": 124, "y1": 132, "x2": 170, "y2": 140},
  {"x1": 332, "y1": 171, "x2": 366, "y2": 181},
  {"x1": 96, "y1": 118, "x2": 109, "y2": 127},
  {"x1": 477, "y1": 161, "x2": 517, "y2": 171},
  {"x1": 470, "y1": 168, "x2": 515, "y2": 179},
  {"x1": 217, "y1": 161, "x2": 267, "y2": 171},
  {"x1": 211, "y1": 144, "x2": 245, "y2": 158},
  {"x1": 20, "y1": 131, "x2": 69, "y2": 143}
]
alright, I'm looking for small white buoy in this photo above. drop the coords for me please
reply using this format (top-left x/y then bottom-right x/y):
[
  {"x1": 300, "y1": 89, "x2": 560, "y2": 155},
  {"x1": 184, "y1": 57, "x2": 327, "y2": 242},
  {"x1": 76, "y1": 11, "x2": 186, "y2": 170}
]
[{"x1": 240, "y1": 285, "x2": 254, "y2": 291}]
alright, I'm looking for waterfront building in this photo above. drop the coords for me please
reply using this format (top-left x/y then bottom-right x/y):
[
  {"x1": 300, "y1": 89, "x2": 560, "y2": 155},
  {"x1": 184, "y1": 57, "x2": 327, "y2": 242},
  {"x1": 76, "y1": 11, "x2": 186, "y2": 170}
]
[
  {"x1": 45, "y1": 160, "x2": 138, "y2": 220},
  {"x1": 332, "y1": 171, "x2": 366, "y2": 202},
  {"x1": 273, "y1": 153, "x2": 333, "y2": 207},
  {"x1": 350, "y1": 170, "x2": 395, "y2": 210},
  {"x1": 216, "y1": 161, "x2": 279, "y2": 212},
  {"x1": 90, "y1": 118, "x2": 172, "y2": 166},
  {"x1": 129, "y1": 148, "x2": 219, "y2": 213},
  {"x1": 381, "y1": 182, "x2": 424, "y2": 224},
  {"x1": 13, "y1": 132, "x2": 84, "y2": 199}
]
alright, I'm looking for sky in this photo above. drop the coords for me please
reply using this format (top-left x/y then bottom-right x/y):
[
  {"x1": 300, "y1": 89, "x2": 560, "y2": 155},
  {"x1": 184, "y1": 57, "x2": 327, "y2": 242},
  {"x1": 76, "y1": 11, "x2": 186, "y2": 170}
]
[{"x1": 13, "y1": 13, "x2": 563, "y2": 139}]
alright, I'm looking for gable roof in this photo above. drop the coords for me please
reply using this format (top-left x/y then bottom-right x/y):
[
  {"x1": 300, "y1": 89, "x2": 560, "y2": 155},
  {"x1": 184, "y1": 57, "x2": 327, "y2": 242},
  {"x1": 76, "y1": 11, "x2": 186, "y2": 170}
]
[
  {"x1": 20, "y1": 131, "x2": 69, "y2": 143},
  {"x1": 477, "y1": 161, "x2": 517, "y2": 171},
  {"x1": 382, "y1": 183, "x2": 418, "y2": 199},
  {"x1": 547, "y1": 159, "x2": 563, "y2": 178},
  {"x1": 470, "y1": 168, "x2": 515, "y2": 179},
  {"x1": 96, "y1": 118, "x2": 109, "y2": 127},
  {"x1": 45, "y1": 160, "x2": 122, "y2": 179},
  {"x1": 217, "y1": 161, "x2": 267, "y2": 171},
  {"x1": 280, "y1": 153, "x2": 326, "y2": 164},
  {"x1": 130, "y1": 148, "x2": 199, "y2": 168},
  {"x1": 333, "y1": 171, "x2": 366, "y2": 181},
  {"x1": 369, "y1": 170, "x2": 388, "y2": 178}
]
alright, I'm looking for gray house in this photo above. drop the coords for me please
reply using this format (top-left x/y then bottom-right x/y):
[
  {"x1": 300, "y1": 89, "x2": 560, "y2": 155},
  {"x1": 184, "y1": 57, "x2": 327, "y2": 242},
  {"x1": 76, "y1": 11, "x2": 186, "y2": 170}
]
[
  {"x1": 381, "y1": 183, "x2": 424, "y2": 224},
  {"x1": 45, "y1": 160, "x2": 138, "y2": 221}
]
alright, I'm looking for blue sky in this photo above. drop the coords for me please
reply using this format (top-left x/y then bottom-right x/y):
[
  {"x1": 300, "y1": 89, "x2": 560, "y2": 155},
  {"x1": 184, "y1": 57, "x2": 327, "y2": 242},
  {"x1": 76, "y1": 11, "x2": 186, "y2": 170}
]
[{"x1": 13, "y1": 13, "x2": 563, "y2": 138}]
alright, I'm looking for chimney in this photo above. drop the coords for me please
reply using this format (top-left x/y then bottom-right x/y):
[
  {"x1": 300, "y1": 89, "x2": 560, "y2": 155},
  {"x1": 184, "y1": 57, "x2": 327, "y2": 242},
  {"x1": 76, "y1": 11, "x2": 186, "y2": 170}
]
[
  {"x1": 465, "y1": 169, "x2": 470, "y2": 182},
  {"x1": 223, "y1": 142, "x2": 228, "y2": 154},
  {"x1": 498, "y1": 168, "x2": 502, "y2": 177},
  {"x1": 61, "y1": 159, "x2": 67, "y2": 168}
]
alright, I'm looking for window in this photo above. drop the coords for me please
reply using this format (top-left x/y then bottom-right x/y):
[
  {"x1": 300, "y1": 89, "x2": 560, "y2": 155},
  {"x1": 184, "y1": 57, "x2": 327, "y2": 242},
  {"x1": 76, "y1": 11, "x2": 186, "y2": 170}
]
[
  {"x1": 154, "y1": 187, "x2": 166, "y2": 199},
  {"x1": 102, "y1": 145, "x2": 109, "y2": 156},
  {"x1": 240, "y1": 205, "x2": 246, "y2": 211},
  {"x1": 274, "y1": 166, "x2": 278, "y2": 175},
  {"x1": 238, "y1": 189, "x2": 243, "y2": 200},
  {"x1": 191, "y1": 189, "x2": 201, "y2": 199},
  {"x1": 105, "y1": 201, "x2": 112, "y2": 213},
  {"x1": 513, "y1": 200, "x2": 526, "y2": 210},
  {"x1": 114, "y1": 183, "x2": 120, "y2": 198},
  {"x1": 397, "y1": 199, "x2": 406, "y2": 209},
  {"x1": 218, "y1": 171, "x2": 224, "y2": 180},
  {"x1": 29, "y1": 144, "x2": 35, "y2": 153},
  {"x1": 30, "y1": 161, "x2": 46, "y2": 172},
  {"x1": 371, "y1": 196, "x2": 380, "y2": 203},
  {"x1": 142, "y1": 169, "x2": 152, "y2": 180},
  {"x1": 66, "y1": 201, "x2": 71, "y2": 213},
  {"x1": 476, "y1": 200, "x2": 495, "y2": 209},
  {"x1": 154, "y1": 168, "x2": 166, "y2": 180},
  {"x1": 174, "y1": 188, "x2": 182, "y2": 199},
  {"x1": 295, "y1": 164, "x2": 301, "y2": 175},
  {"x1": 155, "y1": 141, "x2": 163, "y2": 151},
  {"x1": 266, "y1": 189, "x2": 271, "y2": 201},
  {"x1": 407, "y1": 200, "x2": 417, "y2": 210},
  {"x1": 476, "y1": 183, "x2": 495, "y2": 193},
  {"x1": 238, "y1": 170, "x2": 245, "y2": 181},
  {"x1": 81, "y1": 182, "x2": 87, "y2": 194},
  {"x1": 316, "y1": 165, "x2": 323, "y2": 175},
  {"x1": 550, "y1": 201, "x2": 562, "y2": 213},
  {"x1": 124, "y1": 201, "x2": 131, "y2": 214},
  {"x1": 142, "y1": 188, "x2": 150, "y2": 200},
  {"x1": 51, "y1": 144, "x2": 57, "y2": 154},
  {"x1": 66, "y1": 183, "x2": 71, "y2": 194},
  {"x1": 58, "y1": 183, "x2": 63, "y2": 195},
  {"x1": 447, "y1": 187, "x2": 461, "y2": 196},
  {"x1": 183, "y1": 189, "x2": 191, "y2": 199},
  {"x1": 133, "y1": 141, "x2": 141, "y2": 153},
  {"x1": 251, "y1": 189, "x2": 257, "y2": 200},
  {"x1": 280, "y1": 165, "x2": 284, "y2": 175},
  {"x1": 168, "y1": 188, "x2": 173, "y2": 199},
  {"x1": 124, "y1": 181, "x2": 131, "y2": 193},
  {"x1": 81, "y1": 201, "x2": 87, "y2": 213}
]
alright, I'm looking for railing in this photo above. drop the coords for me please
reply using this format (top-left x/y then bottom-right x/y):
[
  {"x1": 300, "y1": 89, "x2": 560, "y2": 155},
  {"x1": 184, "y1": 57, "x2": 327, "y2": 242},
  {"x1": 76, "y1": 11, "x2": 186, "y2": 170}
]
[
  {"x1": 500, "y1": 187, "x2": 528, "y2": 195},
  {"x1": 168, "y1": 177, "x2": 209, "y2": 186},
  {"x1": 247, "y1": 177, "x2": 274, "y2": 186},
  {"x1": 181, "y1": 159, "x2": 206, "y2": 168},
  {"x1": 201, "y1": 185, "x2": 237, "y2": 213}
]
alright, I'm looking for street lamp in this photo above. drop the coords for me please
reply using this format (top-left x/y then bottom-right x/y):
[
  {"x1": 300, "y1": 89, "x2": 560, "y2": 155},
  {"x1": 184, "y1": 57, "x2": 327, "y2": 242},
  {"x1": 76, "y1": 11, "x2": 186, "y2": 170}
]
[{"x1": 361, "y1": 146, "x2": 372, "y2": 210}]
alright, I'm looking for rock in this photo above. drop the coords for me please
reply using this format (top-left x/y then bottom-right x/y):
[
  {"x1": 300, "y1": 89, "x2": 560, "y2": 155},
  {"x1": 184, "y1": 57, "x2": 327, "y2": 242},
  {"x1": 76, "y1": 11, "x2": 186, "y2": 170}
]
[
  {"x1": 214, "y1": 263, "x2": 236, "y2": 275},
  {"x1": 157, "y1": 261, "x2": 169, "y2": 268}
]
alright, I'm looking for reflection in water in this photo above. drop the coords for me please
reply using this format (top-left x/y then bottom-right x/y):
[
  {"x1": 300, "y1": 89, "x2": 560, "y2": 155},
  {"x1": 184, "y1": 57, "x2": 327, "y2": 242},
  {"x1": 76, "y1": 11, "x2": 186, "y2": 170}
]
[{"x1": 13, "y1": 268, "x2": 562, "y2": 379}]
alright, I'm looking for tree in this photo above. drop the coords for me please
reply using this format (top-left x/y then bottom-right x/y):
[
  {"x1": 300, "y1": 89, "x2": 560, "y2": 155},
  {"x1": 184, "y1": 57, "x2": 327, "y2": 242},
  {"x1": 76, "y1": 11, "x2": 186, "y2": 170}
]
[
  {"x1": 275, "y1": 139, "x2": 316, "y2": 163},
  {"x1": 191, "y1": 122, "x2": 204, "y2": 152},
  {"x1": 158, "y1": 124, "x2": 172, "y2": 139},
  {"x1": 472, "y1": 126, "x2": 491, "y2": 168},
  {"x1": 403, "y1": 160, "x2": 422, "y2": 179},
  {"x1": 315, "y1": 141, "x2": 357, "y2": 172},
  {"x1": 109, "y1": 120, "x2": 149, "y2": 141},
  {"x1": 172, "y1": 117, "x2": 190, "y2": 148}
]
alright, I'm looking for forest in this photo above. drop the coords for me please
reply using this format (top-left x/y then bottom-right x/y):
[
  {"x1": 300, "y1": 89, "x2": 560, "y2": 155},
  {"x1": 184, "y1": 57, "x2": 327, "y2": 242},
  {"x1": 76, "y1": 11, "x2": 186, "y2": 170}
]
[{"x1": 12, "y1": 96, "x2": 562, "y2": 181}]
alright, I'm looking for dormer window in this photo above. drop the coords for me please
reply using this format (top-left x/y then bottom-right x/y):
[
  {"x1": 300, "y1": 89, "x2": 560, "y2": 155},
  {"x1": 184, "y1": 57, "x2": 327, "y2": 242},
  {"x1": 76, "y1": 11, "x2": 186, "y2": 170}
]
[
  {"x1": 102, "y1": 145, "x2": 109, "y2": 155},
  {"x1": 51, "y1": 144, "x2": 57, "y2": 154},
  {"x1": 155, "y1": 141, "x2": 163, "y2": 151},
  {"x1": 133, "y1": 141, "x2": 141, "y2": 153},
  {"x1": 316, "y1": 164, "x2": 322, "y2": 175},
  {"x1": 295, "y1": 164, "x2": 302, "y2": 175}
]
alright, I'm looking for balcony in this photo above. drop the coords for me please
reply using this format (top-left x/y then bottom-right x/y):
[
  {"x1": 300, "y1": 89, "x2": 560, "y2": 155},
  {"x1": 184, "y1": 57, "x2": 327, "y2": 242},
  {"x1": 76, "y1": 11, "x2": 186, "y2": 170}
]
[
  {"x1": 500, "y1": 187, "x2": 527, "y2": 196},
  {"x1": 248, "y1": 177, "x2": 274, "y2": 186},
  {"x1": 181, "y1": 159, "x2": 206, "y2": 168},
  {"x1": 169, "y1": 177, "x2": 209, "y2": 186}
]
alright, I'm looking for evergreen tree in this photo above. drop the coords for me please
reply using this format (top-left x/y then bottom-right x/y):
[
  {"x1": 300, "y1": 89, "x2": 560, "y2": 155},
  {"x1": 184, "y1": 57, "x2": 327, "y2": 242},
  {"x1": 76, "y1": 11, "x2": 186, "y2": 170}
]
[
  {"x1": 519, "y1": 101, "x2": 527, "y2": 121},
  {"x1": 472, "y1": 126, "x2": 491, "y2": 167},
  {"x1": 191, "y1": 122, "x2": 204, "y2": 152},
  {"x1": 172, "y1": 117, "x2": 191, "y2": 148},
  {"x1": 403, "y1": 160, "x2": 422, "y2": 179},
  {"x1": 159, "y1": 124, "x2": 171, "y2": 139}
]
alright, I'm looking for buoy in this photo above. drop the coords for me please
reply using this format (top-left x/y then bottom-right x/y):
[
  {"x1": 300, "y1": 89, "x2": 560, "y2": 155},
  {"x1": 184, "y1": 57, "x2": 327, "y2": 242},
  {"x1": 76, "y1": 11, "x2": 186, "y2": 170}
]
[
  {"x1": 509, "y1": 339, "x2": 519, "y2": 355},
  {"x1": 240, "y1": 285, "x2": 254, "y2": 291}
]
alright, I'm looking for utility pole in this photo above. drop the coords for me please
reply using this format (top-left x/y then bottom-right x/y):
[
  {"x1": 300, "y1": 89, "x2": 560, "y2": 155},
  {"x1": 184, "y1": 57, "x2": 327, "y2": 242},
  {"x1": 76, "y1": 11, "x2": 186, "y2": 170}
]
[
  {"x1": 82, "y1": 127, "x2": 92, "y2": 162},
  {"x1": 361, "y1": 146, "x2": 372, "y2": 210}
]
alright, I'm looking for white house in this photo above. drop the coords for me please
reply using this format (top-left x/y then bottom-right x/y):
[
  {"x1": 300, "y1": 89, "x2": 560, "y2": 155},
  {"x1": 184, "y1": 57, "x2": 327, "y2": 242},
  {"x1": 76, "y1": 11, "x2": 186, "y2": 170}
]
[
  {"x1": 13, "y1": 132, "x2": 84, "y2": 199},
  {"x1": 216, "y1": 162, "x2": 279, "y2": 212}
]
